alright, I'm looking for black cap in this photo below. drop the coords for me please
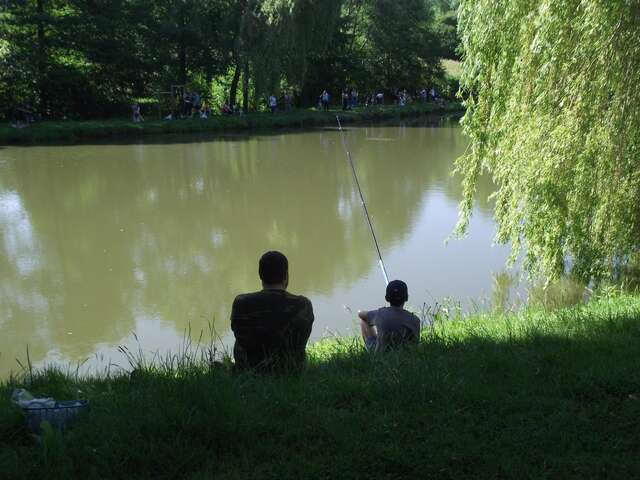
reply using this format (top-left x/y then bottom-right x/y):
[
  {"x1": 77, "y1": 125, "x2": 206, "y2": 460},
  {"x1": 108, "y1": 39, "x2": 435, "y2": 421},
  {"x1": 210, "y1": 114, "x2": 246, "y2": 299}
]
[{"x1": 385, "y1": 279, "x2": 408, "y2": 304}]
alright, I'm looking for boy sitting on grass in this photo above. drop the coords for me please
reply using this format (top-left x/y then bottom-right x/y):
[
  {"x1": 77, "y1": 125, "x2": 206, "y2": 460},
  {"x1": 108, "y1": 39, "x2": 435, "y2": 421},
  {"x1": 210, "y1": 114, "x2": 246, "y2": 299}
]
[{"x1": 358, "y1": 280, "x2": 420, "y2": 351}]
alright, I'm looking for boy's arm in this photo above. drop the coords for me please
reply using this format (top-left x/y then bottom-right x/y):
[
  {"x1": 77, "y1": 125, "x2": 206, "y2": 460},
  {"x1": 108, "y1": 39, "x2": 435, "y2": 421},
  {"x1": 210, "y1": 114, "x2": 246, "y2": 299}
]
[{"x1": 358, "y1": 309, "x2": 376, "y2": 326}]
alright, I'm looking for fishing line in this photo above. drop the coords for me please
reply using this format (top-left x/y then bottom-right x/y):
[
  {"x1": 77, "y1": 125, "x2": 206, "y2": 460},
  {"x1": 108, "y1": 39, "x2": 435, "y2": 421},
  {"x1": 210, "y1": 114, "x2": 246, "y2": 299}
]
[{"x1": 336, "y1": 115, "x2": 389, "y2": 286}]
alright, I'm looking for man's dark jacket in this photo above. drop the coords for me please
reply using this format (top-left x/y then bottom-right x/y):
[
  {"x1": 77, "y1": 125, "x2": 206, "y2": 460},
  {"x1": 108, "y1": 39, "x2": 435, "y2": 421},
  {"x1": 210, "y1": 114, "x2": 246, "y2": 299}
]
[{"x1": 231, "y1": 289, "x2": 314, "y2": 372}]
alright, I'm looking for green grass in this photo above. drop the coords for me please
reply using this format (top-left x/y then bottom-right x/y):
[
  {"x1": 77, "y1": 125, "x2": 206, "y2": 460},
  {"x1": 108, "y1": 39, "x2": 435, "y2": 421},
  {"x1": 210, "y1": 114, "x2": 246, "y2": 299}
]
[
  {"x1": 0, "y1": 103, "x2": 463, "y2": 145},
  {"x1": 2, "y1": 292, "x2": 640, "y2": 479}
]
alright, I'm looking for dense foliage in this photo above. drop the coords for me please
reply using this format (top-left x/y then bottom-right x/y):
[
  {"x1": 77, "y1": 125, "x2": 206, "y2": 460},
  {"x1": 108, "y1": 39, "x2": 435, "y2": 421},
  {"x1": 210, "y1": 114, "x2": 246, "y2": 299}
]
[
  {"x1": 456, "y1": 0, "x2": 640, "y2": 281},
  {"x1": 0, "y1": 0, "x2": 460, "y2": 119}
]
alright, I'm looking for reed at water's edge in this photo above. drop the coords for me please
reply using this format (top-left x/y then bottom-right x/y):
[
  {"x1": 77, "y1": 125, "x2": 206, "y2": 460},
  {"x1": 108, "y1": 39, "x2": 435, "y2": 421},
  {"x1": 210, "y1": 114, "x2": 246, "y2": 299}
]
[
  {"x1": 1, "y1": 291, "x2": 640, "y2": 479},
  {"x1": 0, "y1": 103, "x2": 463, "y2": 146}
]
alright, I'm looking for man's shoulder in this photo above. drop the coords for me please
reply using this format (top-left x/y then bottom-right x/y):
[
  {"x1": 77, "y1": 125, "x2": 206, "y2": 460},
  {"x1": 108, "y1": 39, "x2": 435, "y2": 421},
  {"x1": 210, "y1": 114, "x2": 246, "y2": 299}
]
[
  {"x1": 376, "y1": 306, "x2": 420, "y2": 322},
  {"x1": 284, "y1": 291, "x2": 313, "y2": 307},
  {"x1": 374, "y1": 306, "x2": 395, "y2": 316},
  {"x1": 400, "y1": 308, "x2": 421, "y2": 323},
  {"x1": 233, "y1": 291, "x2": 263, "y2": 305},
  {"x1": 233, "y1": 290, "x2": 312, "y2": 307}
]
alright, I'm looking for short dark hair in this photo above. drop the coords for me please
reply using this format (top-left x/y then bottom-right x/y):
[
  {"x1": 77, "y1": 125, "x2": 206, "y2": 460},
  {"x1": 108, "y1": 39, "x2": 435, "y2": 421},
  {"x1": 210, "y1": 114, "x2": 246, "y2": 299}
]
[
  {"x1": 385, "y1": 279, "x2": 408, "y2": 306},
  {"x1": 259, "y1": 251, "x2": 288, "y2": 285}
]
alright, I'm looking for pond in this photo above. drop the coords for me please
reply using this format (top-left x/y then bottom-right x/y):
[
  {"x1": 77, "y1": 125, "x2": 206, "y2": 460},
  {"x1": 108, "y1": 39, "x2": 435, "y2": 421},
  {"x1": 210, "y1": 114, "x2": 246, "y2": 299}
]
[{"x1": 0, "y1": 120, "x2": 543, "y2": 376}]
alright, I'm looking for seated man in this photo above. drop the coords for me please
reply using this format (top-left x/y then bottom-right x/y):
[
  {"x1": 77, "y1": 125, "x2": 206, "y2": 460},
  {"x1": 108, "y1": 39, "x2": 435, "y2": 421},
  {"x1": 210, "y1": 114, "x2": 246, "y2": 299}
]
[
  {"x1": 358, "y1": 280, "x2": 420, "y2": 351},
  {"x1": 231, "y1": 251, "x2": 314, "y2": 372}
]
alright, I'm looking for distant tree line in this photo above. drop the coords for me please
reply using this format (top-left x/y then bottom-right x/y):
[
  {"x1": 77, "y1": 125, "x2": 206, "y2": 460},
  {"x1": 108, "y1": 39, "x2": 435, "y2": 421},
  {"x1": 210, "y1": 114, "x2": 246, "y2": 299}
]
[{"x1": 0, "y1": 0, "x2": 460, "y2": 119}]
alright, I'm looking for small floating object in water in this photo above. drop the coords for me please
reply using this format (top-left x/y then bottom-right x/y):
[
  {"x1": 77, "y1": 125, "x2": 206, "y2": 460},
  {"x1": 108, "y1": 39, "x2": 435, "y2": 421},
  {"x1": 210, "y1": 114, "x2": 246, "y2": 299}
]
[{"x1": 366, "y1": 138, "x2": 394, "y2": 142}]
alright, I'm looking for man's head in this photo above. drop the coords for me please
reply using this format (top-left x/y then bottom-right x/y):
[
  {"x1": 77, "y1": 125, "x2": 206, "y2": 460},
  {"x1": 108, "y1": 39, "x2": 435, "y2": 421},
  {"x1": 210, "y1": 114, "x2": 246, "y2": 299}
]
[
  {"x1": 385, "y1": 280, "x2": 408, "y2": 307},
  {"x1": 259, "y1": 251, "x2": 289, "y2": 289}
]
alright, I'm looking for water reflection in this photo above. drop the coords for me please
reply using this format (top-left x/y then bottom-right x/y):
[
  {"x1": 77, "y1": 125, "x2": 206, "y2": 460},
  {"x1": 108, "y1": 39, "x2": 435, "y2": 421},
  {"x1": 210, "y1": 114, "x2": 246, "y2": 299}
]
[
  {"x1": 491, "y1": 271, "x2": 516, "y2": 312},
  {"x1": 0, "y1": 124, "x2": 498, "y2": 375}
]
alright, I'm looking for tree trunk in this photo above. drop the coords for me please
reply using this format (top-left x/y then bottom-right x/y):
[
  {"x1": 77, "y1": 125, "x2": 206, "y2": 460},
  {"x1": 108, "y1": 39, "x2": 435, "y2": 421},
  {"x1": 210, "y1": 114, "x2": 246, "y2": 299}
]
[
  {"x1": 179, "y1": 45, "x2": 187, "y2": 85},
  {"x1": 36, "y1": 0, "x2": 48, "y2": 116},
  {"x1": 229, "y1": 62, "x2": 241, "y2": 107},
  {"x1": 242, "y1": 62, "x2": 249, "y2": 113}
]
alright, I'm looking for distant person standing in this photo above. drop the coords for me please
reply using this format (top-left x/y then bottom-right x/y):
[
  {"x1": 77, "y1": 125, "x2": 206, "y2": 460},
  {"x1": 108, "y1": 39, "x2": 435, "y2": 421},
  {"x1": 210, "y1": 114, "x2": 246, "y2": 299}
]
[
  {"x1": 268, "y1": 94, "x2": 277, "y2": 113},
  {"x1": 132, "y1": 103, "x2": 144, "y2": 122},
  {"x1": 365, "y1": 92, "x2": 374, "y2": 108},
  {"x1": 321, "y1": 90, "x2": 330, "y2": 111},
  {"x1": 231, "y1": 251, "x2": 315, "y2": 372},
  {"x1": 200, "y1": 102, "x2": 210, "y2": 119},
  {"x1": 192, "y1": 92, "x2": 201, "y2": 117},
  {"x1": 358, "y1": 280, "x2": 420, "y2": 352},
  {"x1": 284, "y1": 91, "x2": 293, "y2": 111},
  {"x1": 399, "y1": 90, "x2": 406, "y2": 106},
  {"x1": 221, "y1": 102, "x2": 232, "y2": 115},
  {"x1": 183, "y1": 91, "x2": 192, "y2": 117},
  {"x1": 169, "y1": 95, "x2": 179, "y2": 119}
]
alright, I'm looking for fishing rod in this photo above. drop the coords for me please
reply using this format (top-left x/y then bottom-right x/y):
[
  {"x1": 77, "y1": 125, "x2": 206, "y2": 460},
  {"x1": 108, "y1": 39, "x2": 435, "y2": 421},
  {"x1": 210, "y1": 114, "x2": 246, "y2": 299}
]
[{"x1": 336, "y1": 115, "x2": 389, "y2": 286}]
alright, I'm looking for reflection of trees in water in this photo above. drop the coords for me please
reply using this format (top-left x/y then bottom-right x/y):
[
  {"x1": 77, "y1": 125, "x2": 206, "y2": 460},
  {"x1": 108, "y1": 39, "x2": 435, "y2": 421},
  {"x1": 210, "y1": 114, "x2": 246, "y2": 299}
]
[
  {"x1": 526, "y1": 277, "x2": 587, "y2": 310},
  {"x1": 0, "y1": 157, "x2": 143, "y2": 368},
  {"x1": 491, "y1": 270, "x2": 515, "y2": 312},
  {"x1": 0, "y1": 126, "x2": 469, "y2": 369},
  {"x1": 352, "y1": 124, "x2": 494, "y2": 220},
  {"x1": 489, "y1": 268, "x2": 588, "y2": 313}
]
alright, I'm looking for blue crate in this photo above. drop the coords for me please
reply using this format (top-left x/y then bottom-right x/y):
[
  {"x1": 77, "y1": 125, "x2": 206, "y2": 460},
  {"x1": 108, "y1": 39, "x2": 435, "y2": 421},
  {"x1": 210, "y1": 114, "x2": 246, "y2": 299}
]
[{"x1": 22, "y1": 400, "x2": 89, "y2": 433}]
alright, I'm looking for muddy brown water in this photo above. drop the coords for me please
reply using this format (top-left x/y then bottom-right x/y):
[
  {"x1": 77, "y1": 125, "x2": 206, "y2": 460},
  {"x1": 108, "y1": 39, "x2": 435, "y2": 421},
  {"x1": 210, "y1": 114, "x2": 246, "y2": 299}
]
[{"x1": 0, "y1": 122, "x2": 546, "y2": 376}]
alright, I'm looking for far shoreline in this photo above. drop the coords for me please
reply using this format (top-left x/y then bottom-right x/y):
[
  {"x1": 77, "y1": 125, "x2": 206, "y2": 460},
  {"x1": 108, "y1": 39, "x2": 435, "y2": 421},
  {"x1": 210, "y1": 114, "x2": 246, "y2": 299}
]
[{"x1": 0, "y1": 102, "x2": 464, "y2": 146}]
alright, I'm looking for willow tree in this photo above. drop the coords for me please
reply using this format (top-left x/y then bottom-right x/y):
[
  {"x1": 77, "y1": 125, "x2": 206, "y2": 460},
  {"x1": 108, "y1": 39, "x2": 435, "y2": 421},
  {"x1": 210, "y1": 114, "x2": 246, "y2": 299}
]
[
  {"x1": 366, "y1": 0, "x2": 441, "y2": 92},
  {"x1": 242, "y1": 0, "x2": 341, "y2": 105},
  {"x1": 455, "y1": 0, "x2": 640, "y2": 281}
]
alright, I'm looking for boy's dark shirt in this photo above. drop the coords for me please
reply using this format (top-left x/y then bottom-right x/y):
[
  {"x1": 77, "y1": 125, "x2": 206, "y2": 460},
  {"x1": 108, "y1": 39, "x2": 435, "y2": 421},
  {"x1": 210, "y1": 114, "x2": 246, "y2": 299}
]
[{"x1": 231, "y1": 289, "x2": 314, "y2": 372}]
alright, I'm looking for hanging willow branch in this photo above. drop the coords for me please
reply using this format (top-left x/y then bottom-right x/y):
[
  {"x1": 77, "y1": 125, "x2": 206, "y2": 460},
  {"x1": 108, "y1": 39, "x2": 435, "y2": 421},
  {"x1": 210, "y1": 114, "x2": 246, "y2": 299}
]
[{"x1": 455, "y1": 0, "x2": 640, "y2": 281}]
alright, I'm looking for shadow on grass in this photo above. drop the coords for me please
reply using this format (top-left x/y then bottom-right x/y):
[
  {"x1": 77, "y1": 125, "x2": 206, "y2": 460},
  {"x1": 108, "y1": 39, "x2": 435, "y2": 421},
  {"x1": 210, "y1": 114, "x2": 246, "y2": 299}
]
[{"x1": 1, "y1": 296, "x2": 639, "y2": 479}]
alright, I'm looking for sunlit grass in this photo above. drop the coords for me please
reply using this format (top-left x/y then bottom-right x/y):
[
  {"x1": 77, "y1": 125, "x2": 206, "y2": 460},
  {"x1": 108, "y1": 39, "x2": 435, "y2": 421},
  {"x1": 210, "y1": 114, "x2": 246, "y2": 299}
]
[{"x1": 1, "y1": 291, "x2": 639, "y2": 479}]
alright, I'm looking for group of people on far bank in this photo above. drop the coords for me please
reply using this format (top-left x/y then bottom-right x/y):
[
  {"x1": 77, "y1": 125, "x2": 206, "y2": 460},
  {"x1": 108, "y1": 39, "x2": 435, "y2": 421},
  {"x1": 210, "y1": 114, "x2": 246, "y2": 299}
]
[
  {"x1": 133, "y1": 85, "x2": 443, "y2": 121},
  {"x1": 267, "y1": 92, "x2": 295, "y2": 113},
  {"x1": 166, "y1": 91, "x2": 213, "y2": 120},
  {"x1": 320, "y1": 87, "x2": 441, "y2": 112},
  {"x1": 231, "y1": 251, "x2": 420, "y2": 372}
]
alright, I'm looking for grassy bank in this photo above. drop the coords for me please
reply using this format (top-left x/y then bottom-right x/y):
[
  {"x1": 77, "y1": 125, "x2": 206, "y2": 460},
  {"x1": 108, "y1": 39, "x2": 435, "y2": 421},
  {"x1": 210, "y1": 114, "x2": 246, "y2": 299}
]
[
  {"x1": 2, "y1": 293, "x2": 640, "y2": 479},
  {"x1": 0, "y1": 103, "x2": 463, "y2": 145}
]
